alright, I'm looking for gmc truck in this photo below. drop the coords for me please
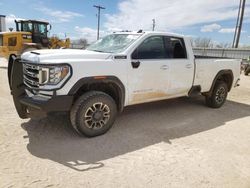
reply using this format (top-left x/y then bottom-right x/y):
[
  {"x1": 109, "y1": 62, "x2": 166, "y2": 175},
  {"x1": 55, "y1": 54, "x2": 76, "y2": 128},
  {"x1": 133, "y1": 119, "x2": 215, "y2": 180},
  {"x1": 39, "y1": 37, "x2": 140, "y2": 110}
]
[{"x1": 8, "y1": 31, "x2": 241, "y2": 137}]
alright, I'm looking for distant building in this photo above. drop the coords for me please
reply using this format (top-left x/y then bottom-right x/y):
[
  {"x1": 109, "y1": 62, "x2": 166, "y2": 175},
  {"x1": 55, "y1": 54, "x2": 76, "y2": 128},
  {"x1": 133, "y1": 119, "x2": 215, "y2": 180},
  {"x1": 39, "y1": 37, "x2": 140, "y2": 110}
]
[{"x1": 0, "y1": 15, "x2": 6, "y2": 32}]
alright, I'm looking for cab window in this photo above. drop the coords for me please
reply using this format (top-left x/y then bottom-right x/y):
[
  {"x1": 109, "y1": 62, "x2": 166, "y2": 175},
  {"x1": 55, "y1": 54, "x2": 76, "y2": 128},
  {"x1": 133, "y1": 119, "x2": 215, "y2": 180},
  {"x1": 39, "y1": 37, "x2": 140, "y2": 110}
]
[
  {"x1": 164, "y1": 37, "x2": 187, "y2": 59},
  {"x1": 132, "y1": 36, "x2": 166, "y2": 59},
  {"x1": 38, "y1": 24, "x2": 47, "y2": 35},
  {"x1": 22, "y1": 23, "x2": 32, "y2": 32},
  {"x1": 34, "y1": 23, "x2": 47, "y2": 36},
  {"x1": 8, "y1": 37, "x2": 17, "y2": 46}
]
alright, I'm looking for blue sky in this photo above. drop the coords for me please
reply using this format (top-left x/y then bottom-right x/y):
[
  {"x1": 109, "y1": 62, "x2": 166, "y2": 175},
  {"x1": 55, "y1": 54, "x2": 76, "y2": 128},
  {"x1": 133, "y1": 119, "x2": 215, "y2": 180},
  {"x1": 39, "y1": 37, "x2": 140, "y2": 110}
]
[{"x1": 0, "y1": 0, "x2": 249, "y2": 45}]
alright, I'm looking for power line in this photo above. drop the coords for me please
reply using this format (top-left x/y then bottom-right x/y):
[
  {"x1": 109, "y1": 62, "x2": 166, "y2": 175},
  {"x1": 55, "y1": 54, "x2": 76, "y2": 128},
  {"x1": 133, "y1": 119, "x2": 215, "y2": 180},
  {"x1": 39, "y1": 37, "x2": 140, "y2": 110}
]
[
  {"x1": 232, "y1": 0, "x2": 246, "y2": 48},
  {"x1": 93, "y1": 5, "x2": 105, "y2": 40},
  {"x1": 232, "y1": 0, "x2": 241, "y2": 48}
]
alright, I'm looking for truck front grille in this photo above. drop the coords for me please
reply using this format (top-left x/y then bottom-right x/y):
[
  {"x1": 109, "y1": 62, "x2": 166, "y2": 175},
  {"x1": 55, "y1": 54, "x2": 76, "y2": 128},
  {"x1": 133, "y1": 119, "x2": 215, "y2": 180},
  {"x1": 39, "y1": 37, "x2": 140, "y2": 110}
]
[{"x1": 23, "y1": 63, "x2": 40, "y2": 88}]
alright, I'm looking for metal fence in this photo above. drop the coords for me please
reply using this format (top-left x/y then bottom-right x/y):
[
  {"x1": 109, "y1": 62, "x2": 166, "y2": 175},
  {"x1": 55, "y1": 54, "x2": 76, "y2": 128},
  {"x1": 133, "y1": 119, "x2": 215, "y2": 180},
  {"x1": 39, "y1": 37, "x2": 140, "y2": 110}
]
[
  {"x1": 193, "y1": 48, "x2": 250, "y2": 59},
  {"x1": 70, "y1": 44, "x2": 86, "y2": 49}
]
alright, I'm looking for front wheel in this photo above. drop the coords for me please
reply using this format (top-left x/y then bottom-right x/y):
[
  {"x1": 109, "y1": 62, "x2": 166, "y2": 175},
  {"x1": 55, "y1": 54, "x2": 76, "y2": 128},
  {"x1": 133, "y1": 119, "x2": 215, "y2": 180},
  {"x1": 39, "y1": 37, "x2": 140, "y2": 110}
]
[
  {"x1": 205, "y1": 81, "x2": 228, "y2": 108},
  {"x1": 70, "y1": 91, "x2": 117, "y2": 137}
]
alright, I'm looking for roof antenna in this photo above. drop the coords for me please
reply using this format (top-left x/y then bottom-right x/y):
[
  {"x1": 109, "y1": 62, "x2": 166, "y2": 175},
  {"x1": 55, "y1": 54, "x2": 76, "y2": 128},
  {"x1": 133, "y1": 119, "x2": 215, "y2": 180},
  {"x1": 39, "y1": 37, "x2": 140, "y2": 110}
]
[{"x1": 137, "y1": 29, "x2": 143, "y2": 33}]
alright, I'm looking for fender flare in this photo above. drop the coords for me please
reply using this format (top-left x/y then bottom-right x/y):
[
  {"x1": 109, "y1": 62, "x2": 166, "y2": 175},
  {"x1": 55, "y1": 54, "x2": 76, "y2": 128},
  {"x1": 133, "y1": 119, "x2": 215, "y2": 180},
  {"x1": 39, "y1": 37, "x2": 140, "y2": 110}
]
[
  {"x1": 68, "y1": 76, "x2": 126, "y2": 112},
  {"x1": 205, "y1": 69, "x2": 234, "y2": 96}
]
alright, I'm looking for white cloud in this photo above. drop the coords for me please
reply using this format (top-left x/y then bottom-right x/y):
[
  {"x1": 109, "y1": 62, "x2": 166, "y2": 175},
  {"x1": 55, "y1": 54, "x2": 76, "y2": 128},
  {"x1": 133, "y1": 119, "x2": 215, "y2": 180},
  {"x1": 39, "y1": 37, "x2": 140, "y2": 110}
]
[
  {"x1": 35, "y1": 6, "x2": 83, "y2": 23},
  {"x1": 201, "y1": 23, "x2": 221, "y2": 32},
  {"x1": 5, "y1": 14, "x2": 17, "y2": 25},
  {"x1": 5, "y1": 14, "x2": 24, "y2": 31},
  {"x1": 74, "y1": 26, "x2": 108, "y2": 42},
  {"x1": 219, "y1": 28, "x2": 235, "y2": 33},
  {"x1": 105, "y1": 0, "x2": 242, "y2": 31}
]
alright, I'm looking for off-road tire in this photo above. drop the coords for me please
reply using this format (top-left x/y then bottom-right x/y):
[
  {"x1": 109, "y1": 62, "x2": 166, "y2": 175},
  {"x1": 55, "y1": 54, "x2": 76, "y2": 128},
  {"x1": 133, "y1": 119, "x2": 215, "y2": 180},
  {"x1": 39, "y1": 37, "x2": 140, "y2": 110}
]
[
  {"x1": 205, "y1": 81, "x2": 228, "y2": 108},
  {"x1": 70, "y1": 91, "x2": 117, "y2": 137}
]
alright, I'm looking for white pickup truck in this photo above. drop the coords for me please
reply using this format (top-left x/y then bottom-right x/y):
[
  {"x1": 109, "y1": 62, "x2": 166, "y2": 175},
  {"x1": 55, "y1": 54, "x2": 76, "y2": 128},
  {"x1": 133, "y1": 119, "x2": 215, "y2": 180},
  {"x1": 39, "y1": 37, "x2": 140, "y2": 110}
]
[{"x1": 8, "y1": 31, "x2": 241, "y2": 137}]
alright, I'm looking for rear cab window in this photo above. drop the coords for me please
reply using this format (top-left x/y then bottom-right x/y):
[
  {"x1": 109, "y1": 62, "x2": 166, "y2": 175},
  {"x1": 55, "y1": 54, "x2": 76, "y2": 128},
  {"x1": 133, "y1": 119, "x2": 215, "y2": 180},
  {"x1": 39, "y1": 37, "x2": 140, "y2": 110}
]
[{"x1": 164, "y1": 37, "x2": 187, "y2": 59}]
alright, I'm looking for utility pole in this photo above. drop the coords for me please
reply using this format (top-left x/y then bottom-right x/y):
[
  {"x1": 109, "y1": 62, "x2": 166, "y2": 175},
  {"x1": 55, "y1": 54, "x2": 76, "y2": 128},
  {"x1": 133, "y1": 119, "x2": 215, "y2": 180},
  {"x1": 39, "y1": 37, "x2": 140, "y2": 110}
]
[
  {"x1": 94, "y1": 5, "x2": 105, "y2": 40},
  {"x1": 152, "y1": 19, "x2": 156, "y2": 31},
  {"x1": 232, "y1": 0, "x2": 246, "y2": 48}
]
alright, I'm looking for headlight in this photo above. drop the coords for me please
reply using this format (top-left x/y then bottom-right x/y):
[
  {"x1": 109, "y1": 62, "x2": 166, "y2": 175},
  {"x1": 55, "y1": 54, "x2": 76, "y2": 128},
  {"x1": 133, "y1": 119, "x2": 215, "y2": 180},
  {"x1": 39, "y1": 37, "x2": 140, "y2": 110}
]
[
  {"x1": 39, "y1": 65, "x2": 71, "y2": 85},
  {"x1": 48, "y1": 66, "x2": 70, "y2": 85}
]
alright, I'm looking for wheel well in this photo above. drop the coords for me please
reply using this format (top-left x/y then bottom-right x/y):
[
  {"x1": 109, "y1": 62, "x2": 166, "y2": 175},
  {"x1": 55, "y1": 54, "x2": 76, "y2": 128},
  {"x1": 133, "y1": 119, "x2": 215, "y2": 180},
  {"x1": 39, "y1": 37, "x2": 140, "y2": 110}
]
[
  {"x1": 216, "y1": 73, "x2": 233, "y2": 91},
  {"x1": 203, "y1": 70, "x2": 234, "y2": 97},
  {"x1": 73, "y1": 82, "x2": 123, "y2": 112}
]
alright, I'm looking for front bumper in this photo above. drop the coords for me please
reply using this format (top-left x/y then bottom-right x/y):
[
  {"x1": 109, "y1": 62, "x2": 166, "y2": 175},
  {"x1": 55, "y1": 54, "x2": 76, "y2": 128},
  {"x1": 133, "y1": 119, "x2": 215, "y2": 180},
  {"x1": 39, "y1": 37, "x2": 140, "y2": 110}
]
[
  {"x1": 18, "y1": 94, "x2": 74, "y2": 118},
  {"x1": 9, "y1": 58, "x2": 74, "y2": 119}
]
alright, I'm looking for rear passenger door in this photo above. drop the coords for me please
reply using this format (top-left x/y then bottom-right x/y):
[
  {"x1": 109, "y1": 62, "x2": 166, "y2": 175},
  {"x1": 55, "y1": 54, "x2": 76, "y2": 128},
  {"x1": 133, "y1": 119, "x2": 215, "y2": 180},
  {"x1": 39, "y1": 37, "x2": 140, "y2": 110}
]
[{"x1": 164, "y1": 37, "x2": 194, "y2": 96}]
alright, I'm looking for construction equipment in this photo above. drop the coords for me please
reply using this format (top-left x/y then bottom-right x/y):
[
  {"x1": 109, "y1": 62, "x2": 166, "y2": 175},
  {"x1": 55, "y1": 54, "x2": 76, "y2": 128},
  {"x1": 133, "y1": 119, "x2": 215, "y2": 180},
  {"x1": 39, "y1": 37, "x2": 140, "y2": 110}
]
[
  {"x1": 0, "y1": 19, "x2": 70, "y2": 60},
  {"x1": 49, "y1": 35, "x2": 70, "y2": 49},
  {"x1": 243, "y1": 56, "x2": 250, "y2": 76}
]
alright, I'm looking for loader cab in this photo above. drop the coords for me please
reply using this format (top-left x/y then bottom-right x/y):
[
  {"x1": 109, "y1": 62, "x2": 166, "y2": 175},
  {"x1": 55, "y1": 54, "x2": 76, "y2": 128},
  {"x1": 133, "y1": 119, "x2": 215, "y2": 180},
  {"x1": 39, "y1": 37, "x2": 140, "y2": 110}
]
[{"x1": 15, "y1": 20, "x2": 50, "y2": 47}]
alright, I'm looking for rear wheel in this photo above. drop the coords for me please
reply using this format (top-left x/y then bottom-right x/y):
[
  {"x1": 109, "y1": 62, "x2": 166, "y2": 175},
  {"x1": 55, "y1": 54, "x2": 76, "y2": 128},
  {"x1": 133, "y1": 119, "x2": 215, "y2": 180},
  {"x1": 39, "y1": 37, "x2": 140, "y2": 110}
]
[
  {"x1": 205, "y1": 81, "x2": 228, "y2": 108},
  {"x1": 70, "y1": 91, "x2": 117, "y2": 137}
]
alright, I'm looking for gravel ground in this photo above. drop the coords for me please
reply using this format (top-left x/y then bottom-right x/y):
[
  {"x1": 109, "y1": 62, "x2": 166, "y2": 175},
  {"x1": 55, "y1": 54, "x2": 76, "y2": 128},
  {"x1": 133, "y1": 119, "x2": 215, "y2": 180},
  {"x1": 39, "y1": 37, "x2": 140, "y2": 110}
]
[{"x1": 0, "y1": 59, "x2": 250, "y2": 188}]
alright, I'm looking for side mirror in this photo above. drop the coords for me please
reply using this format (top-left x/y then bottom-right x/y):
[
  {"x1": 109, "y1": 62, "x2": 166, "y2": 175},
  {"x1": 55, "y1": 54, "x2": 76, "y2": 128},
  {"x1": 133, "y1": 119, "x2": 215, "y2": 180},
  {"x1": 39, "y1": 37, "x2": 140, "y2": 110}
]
[{"x1": 48, "y1": 24, "x2": 52, "y2": 31}]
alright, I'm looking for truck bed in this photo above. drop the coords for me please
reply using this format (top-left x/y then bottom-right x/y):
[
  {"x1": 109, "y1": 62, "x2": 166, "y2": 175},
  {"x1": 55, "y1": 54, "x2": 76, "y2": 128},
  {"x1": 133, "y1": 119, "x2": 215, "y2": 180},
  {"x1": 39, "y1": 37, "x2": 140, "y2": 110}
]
[{"x1": 193, "y1": 58, "x2": 241, "y2": 92}]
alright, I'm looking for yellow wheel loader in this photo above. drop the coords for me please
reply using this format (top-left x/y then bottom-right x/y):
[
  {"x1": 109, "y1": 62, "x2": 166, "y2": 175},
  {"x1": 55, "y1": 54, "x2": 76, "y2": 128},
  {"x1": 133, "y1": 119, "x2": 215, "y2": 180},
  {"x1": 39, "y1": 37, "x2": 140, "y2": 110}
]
[{"x1": 0, "y1": 19, "x2": 70, "y2": 61}]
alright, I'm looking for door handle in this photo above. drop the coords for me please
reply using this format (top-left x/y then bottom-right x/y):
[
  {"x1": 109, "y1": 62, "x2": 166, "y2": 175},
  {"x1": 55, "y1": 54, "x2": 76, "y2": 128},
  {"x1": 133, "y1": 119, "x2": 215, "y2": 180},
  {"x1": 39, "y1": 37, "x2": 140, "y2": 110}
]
[
  {"x1": 185, "y1": 64, "x2": 192, "y2": 69},
  {"x1": 160, "y1": 65, "x2": 169, "y2": 70},
  {"x1": 131, "y1": 61, "x2": 140, "y2": 68}
]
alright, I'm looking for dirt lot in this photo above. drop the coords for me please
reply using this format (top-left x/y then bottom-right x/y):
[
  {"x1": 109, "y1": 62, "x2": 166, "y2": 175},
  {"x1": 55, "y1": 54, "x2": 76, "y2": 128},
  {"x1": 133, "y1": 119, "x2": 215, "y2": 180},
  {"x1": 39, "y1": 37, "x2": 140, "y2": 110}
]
[{"x1": 0, "y1": 59, "x2": 250, "y2": 188}]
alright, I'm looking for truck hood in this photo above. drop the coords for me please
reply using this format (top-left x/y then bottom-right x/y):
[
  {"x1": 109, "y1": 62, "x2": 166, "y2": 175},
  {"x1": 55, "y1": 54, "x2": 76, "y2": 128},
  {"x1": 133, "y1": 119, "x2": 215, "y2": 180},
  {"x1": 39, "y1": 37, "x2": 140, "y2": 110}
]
[{"x1": 21, "y1": 49, "x2": 112, "y2": 63}]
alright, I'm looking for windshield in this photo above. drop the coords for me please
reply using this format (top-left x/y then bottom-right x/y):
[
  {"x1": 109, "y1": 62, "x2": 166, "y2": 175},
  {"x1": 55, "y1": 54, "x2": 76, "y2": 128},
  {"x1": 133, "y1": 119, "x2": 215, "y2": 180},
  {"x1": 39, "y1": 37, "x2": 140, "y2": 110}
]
[{"x1": 87, "y1": 34, "x2": 141, "y2": 53}]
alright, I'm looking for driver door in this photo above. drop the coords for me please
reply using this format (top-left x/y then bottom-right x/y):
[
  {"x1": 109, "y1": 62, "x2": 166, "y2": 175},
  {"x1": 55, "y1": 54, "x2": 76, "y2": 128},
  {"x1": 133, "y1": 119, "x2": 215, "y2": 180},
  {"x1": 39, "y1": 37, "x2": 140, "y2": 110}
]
[{"x1": 127, "y1": 36, "x2": 170, "y2": 105}]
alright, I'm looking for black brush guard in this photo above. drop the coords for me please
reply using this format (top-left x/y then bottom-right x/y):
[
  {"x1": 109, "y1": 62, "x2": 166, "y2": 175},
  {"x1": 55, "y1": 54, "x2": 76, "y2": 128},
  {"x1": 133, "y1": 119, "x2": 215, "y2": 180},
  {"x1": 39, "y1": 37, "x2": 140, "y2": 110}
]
[
  {"x1": 8, "y1": 57, "x2": 28, "y2": 119},
  {"x1": 8, "y1": 57, "x2": 74, "y2": 119}
]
